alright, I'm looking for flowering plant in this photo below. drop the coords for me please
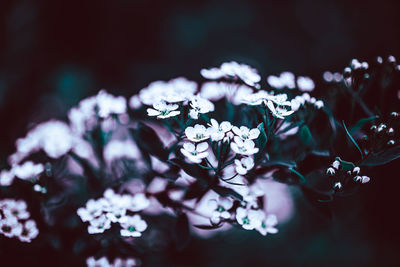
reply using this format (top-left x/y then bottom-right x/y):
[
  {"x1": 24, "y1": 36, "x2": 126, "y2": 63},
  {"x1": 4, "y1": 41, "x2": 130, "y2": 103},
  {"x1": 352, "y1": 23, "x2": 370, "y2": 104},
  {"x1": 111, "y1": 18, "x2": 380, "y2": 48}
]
[{"x1": 0, "y1": 56, "x2": 399, "y2": 266}]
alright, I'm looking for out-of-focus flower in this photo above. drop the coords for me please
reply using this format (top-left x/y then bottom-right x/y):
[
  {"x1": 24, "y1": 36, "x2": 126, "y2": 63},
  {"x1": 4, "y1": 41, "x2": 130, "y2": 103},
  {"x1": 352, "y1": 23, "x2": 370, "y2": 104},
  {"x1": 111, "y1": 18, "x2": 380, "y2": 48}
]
[
  {"x1": 240, "y1": 91, "x2": 271, "y2": 106},
  {"x1": 138, "y1": 77, "x2": 197, "y2": 106},
  {"x1": 2, "y1": 200, "x2": 30, "y2": 220},
  {"x1": 296, "y1": 76, "x2": 315, "y2": 92},
  {"x1": 0, "y1": 216, "x2": 22, "y2": 238},
  {"x1": 103, "y1": 139, "x2": 141, "y2": 163},
  {"x1": 207, "y1": 119, "x2": 232, "y2": 142},
  {"x1": 231, "y1": 136, "x2": 259, "y2": 155},
  {"x1": 88, "y1": 214, "x2": 112, "y2": 234},
  {"x1": 189, "y1": 95, "x2": 215, "y2": 119},
  {"x1": 267, "y1": 72, "x2": 295, "y2": 89},
  {"x1": 147, "y1": 101, "x2": 180, "y2": 119},
  {"x1": 201, "y1": 61, "x2": 261, "y2": 88},
  {"x1": 113, "y1": 258, "x2": 138, "y2": 267},
  {"x1": 12, "y1": 161, "x2": 44, "y2": 180},
  {"x1": 180, "y1": 142, "x2": 209, "y2": 164},
  {"x1": 185, "y1": 124, "x2": 210, "y2": 142},
  {"x1": 208, "y1": 197, "x2": 233, "y2": 224},
  {"x1": 86, "y1": 256, "x2": 111, "y2": 267},
  {"x1": 234, "y1": 157, "x2": 255, "y2": 175},
  {"x1": 120, "y1": 215, "x2": 147, "y2": 237},
  {"x1": 0, "y1": 169, "x2": 15, "y2": 186}
]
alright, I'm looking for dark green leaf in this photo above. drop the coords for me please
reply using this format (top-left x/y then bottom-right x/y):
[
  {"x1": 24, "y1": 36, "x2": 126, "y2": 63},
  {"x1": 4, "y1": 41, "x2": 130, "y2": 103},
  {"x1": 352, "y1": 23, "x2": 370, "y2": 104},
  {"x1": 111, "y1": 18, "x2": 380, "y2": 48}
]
[
  {"x1": 254, "y1": 122, "x2": 268, "y2": 164},
  {"x1": 130, "y1": 122, "x2": 169, "y2": 161},
  {"x1": 350, "y1": 116, "x2": 378, "y2": 134},
  {"x1": 168, "y1": 158, "x2": 210, "y2": 182},
  {"x1": 300, "y1": 125, "x2": 313, "y2": 145},
  {"x1": 342, "y1": 121, "x2": 364, "y2": 160},
  {"x1": 361, "y1": 145, "x2": 400, "y2": 166}
]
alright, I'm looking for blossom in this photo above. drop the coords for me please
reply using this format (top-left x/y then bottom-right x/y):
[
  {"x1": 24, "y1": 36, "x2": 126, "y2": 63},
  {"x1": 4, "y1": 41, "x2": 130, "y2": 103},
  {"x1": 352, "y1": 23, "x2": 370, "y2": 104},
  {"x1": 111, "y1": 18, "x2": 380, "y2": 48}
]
[
  {"x1": 268, "y1": 94, "x2": 292, "y2": 106},
  {"x1": 235, "y1": 157, "x2": 255, "y2": 175},
  {"x1": 147, "y1": 101, "x2": 180, "y2": 119},
  {"x1": 87, "y1": 214, "x2": 112, "y2": 234},
  {"x1": 256, "y1": 214, "x2": 278, "y2": 236},
  {"x1": 0, "y1": 169, "x2": 15, "y2": 186},
  {"x1": 2, "y1": 200, "x2": 30, "y2": 220},
  {"x1": 354, "y1": 176, "x2": 370, "y2": 184},
  {"x1": 0, "y1": 216, "x2": 22, "y2": 238},
  {"x1": 235, "y1": 207, "x2": 264, "y2": 230},
  {"x1": 207, "y1": 119, "x2": 232, "y2": 141},
  {"x1": 86, "y1": 256, "x2": 111, "y2": 267},
  {"x1": 96, "y1": 90, "x2": 127, "y2": 118},
  {"x1": 77, "y1": 199, "x2": 107, "y2": 222},
  {"x1": 18, "y1": 220, "x2": 39, "y2": 243},
  {"x1": 180, "y1": 142, "x2": 209, "y2": 164},
  {"x1": 326, "y1": 167, "x2": 335, "y2": 176},
  {"x1": 240, "y1": 91, "x2": 271, "y2": 106},
  {"x1": 10, "y1": 120, "x2": 74, "y2": 164},
  {"x1": 138, "y1": 77, "x2": 197, "y2": 105},
  {"x1": 189, "y1": 95, "x2": 215, "y2": 119},
  {"x1": 113, "y1": 258, "x2": 138, "y2": 267},
  {"x1": 266, "y1": 100, "x2": 295, "y2": 120},
  {"x1": 232, "y1": 126, "x2": 260, "y2": 140},
  {"x1": 13, "y1": 161, "x2": 44, "y2": 180},
  {"x1": 120, "y1": 214, "x2": 147, "y2": 237},
  {"x1": 267, "y1": 72, "x2": 296, "y2": 89},
  {"x1": 333, "y1": 182, "x2": 342, "y2": 190},
  {"x1": 201, "y1": 61, "x2": 261, "y2": 88},
  {"x1": 332, "y1": 160, "x2": 340, "y2": 169},
  {"x1": 208, "y1": 197, "x2": 234, "y2": 224},
  {"x1": 185, "y1": 124, "x2": 210, "y2": 142},
  {"x1": 231, "y1": 136, "x2": 259, "y2": 155},
  {"x1": 103, "y1": 139, "x2": 141, "y2": 163},
  {"x1": 296, "y1": 76, "x2": 315, "y2": 92}
]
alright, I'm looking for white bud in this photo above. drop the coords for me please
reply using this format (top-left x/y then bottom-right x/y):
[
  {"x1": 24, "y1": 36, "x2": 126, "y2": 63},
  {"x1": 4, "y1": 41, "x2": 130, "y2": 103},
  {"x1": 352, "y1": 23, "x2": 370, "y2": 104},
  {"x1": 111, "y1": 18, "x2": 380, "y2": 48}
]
[
  {"x1": 352, "y1": 167, "x2": 360, "y2": 174},
  {"x1": 332, "y1": 160, "x2": 340, "y2": 169},
  {"x1": 333, "y1": 182, "x2": 342, "y2": 190},
  {"x1": 326, "y1": 167, "x2": 335, "y2": 176},
  {"x1": 361, "y1": 176, "x2": 370, "y2": 184}
]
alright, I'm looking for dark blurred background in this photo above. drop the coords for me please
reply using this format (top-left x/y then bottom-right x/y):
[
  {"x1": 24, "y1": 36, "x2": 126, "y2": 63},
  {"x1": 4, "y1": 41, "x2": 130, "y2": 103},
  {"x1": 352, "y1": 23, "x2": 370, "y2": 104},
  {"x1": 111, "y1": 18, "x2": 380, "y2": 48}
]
[{"x1": 0, "y1": 0, "x2": 400, "y2": 266}]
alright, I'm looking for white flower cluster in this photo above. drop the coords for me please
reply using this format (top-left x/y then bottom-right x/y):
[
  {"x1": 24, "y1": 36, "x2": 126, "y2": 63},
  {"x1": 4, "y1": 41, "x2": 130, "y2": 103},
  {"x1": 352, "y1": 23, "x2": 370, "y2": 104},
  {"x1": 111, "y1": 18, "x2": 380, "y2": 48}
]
[
  {"x1": 0, "y1": 161, "x2": 44, "y2": 186},
  {"x1": 77, "y1": 189, "x2": 149, "y2": 237},
  {"x1": 87, "y1": 256, "x2": 138, "y2": 267},
  {"x1": 236, "y1": 207, "x2": 278, "y2": 236},
  {"x1": 290, "y1": 92, "x2": 324, "y2": 111},
  {"x1": 9, "y1": 120, "x2": 74, "y2": 165},
  {"x1": 201, "y1": 61, "x2": 261, "y2": 88},
  {"x1": 326, "y1": 159, "x2": 371, "y2": 188},
  {"x1": 267, "y1": 71, "x2": 315, "y2": 92},
  {"x1": 0, "y1": 199, "x2": 39, "y2": 242},
  {"x1": 69, "y1": 90, "x2": 127, "y2": 136},
  {"x1": 323, "y1": 71, "x2": 343, "y2": 83}
]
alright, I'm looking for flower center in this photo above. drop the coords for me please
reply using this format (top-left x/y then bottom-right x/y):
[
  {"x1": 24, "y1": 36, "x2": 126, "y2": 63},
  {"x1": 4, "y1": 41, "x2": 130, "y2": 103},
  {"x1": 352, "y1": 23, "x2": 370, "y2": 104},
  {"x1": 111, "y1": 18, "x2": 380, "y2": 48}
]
[
  {"x1": 128, "y1": 226, "x2": 136, "y2": 232},
  {"x1": 242, "y1": 217, "x2": 250, "y2": 225},
  {"x1": 217, "y1": 206, "x2": 225, "y2": 212}
]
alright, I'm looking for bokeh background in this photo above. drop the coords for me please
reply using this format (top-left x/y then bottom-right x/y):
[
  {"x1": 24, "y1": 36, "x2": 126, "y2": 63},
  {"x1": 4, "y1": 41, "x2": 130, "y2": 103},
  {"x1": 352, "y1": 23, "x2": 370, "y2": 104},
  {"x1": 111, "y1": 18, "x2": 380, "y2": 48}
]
[{"x1": 0, "y1": 0, "x2": 400, "y2": 266}]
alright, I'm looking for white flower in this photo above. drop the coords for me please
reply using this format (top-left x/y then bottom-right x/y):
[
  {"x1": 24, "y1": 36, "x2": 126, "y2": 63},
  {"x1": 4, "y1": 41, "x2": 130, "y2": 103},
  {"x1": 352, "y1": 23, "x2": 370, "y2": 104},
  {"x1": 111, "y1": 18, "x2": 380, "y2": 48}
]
[
  {"x1": 208, "y1": 197, "x2": 234, "y2": 224},
  {"x1": 139, "y1": 77, "x2": 197, "y2": 105},
  {"x1": 2, "y1": 200, "x2": 30, "y2": 220},
  {"x1": 13, "y1": 161, "x2": 44, "y2": 180},
  {"x1": 266, "y1": 100, "x2": 294, "y2": 120},
  {"x1": 180, "y1": 142, "x2": 209, "y2": 164},
  {"x1": 267, "y1": 72, "x2": 296, "y2": 89},
  {"x1": 0, "y1": 169, "x2": 15, "y2": 186},
  {"x1": 240, "y1": 91, "x2": 271, "y2": 106},
  {"x1": 333, "y1": 182, "x2": 342, "y2": 190},
  {"x1": 268, "y1": 94, "x2": 292, "y2": 106},
  {"x1": 185, "y1": 124, "x2": 210, "y2": 142},
  {"x1": 113, "y1": 258, "x2": 138, "y2": 267},
  {"x1": 201, "y1": 61, "x2": 261, "y2": 87},
  {"x1": 332, "y1": 160, "x2": 340, "y2": 169},
  {"x1": 354, "y1": 176, "x2": 370, "y2": 184},
  {"x1": 230, "y1": 136, "x2": 259, "y2": 155},
  {"x1": 297, "y1": 76, "x2": 315, "y2": 92},
  {"x1": 18, "y1": 220, "x2": 39, "y2": 243},
  {"x1": 235, "y1": 157, "x2": 255, "y2": 175},
  {"x1": 10, "y1": 120, "x2": 74, "y2": 164},
  {"x1": 232, "y1": 126, "x2": 260, "y2": 140},
  {"x1": 88, "y1": 214, "x2": 111, "y2": 234},
  {"x1": 315, "y1": 100, "x2": 324, "y2": 109},
  {"x1": 129, "y1": 94, "x2": 142, "y2": 109},
  {"x1": 86, "y1": 256, "x2": 111, "y2": 267},
  {"x1": 77, "y1": 199, "x2": 106, "y2": 222},
  {"x1": 353, "y1": 167, "x2": 360, "y2": 174},
  {"x1": 189, "y1": 95, "x2": 215, "y2": 119},
  {"x1": 103, "y1": 139, "x2": 141, "y2": 163},
  {"x1": 120, "y1": 214, "x2": 147, "y2": 237},
  {"x1": 326, "y1": 167, "x2": 335, "y2": 176},
  {"x1": 207, "y1": 119, "x2": 232, "y2": 141},
  {"x1": 256, "y1": 214, "x2": 278, "y2": 236},
  {"x1": 0, "y1": 217, "x2": 22, "y2": 238},
  {"x1": 235, "y1": 207, "x2": 264, "y2": 230},
  {"x1": 128, "y1": 193, "x2": 151, "y2": 212},
  {"x1": 96, "y1": 90, "x2": 127, "y2": 118},
  {"x1": 147, "y1": 101, "x2": 180, "y2": 119}
]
